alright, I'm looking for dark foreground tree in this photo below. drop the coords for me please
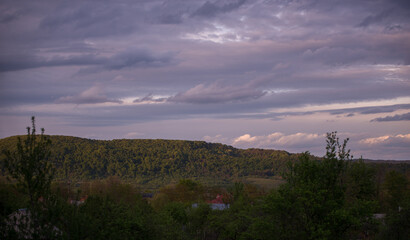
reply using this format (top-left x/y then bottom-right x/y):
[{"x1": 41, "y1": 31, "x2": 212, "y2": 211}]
[
  {"x1": 255, "y1": 132, "x2": 378, "y2": 240},
  {"x1": 1, "y1": 116, "x2": 61, "y2": 239},
  {"x1": 3, "y1": 116, "x2": 53, "y2": 207}
]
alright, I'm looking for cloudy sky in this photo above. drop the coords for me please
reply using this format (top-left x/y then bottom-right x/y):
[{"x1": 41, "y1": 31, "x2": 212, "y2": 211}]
[{"x1": 0, "y1": 0, "x2": 409, "y2": 160}]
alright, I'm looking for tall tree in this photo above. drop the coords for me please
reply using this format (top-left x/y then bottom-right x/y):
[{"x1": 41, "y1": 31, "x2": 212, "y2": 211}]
[
  {"x1": 3, "y1": 116, "x2": 53, "y2": 207},
  {"x1": 2, "y1": 116, "x2": 60, "y2": 239},
  {"x1": 263, "y1": 132, "x2": 371, "y2": 239}
]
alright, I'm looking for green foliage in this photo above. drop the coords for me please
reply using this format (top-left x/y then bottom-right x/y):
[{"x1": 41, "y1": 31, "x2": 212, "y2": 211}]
[
  {"x1": 346, "y1": 159, "x2": 376, "y2": 202},
  {"x1": 186, "y1": 203, "x2": 212, "y2": 239},
  {"x1": 77, "y1": 195, "x2": 155, "y2": 240},
  {"x1": 1, "y1": 134, "x2": 407, "y2": 188},
  {"x1": 0, "y1": 177, "x2": 28, "y2": 218},
  {"x1": 158, "y1": 179, "x2": 205, "y2": 203},
  {"x1": 256, "y1": 132, "x2": 379, "y2": 240},
  {"x1": 377, "y1": 170, "x2": 410, "y2": 239},
  {"x1": 231, "y1": 182, "x2": 245, "y2": 201},
  {"x1": 344, "y1": 159, "x2": 379, "y2": 238},
  {"x1": 384, "y1": 170, "x2": 409, "y2": 210},
  {"x1": 0, "y1": 136, "x2": 301, "y2": 184},
  {"x1": 2, "y1": 117, "x2": 53, "y2": 206},
  {"x1": 0, "y1": 117, "x2": 63, "y2": 239},
  {"x1": 379, "y1": 203, "x2": 410, "y2": 240},
  {"x1": 209, "y1": 197, "x2": 253, "y2": 240},
  {"x1": 82, "y1": 176, "x2": 142, "y2": 205},
  {"x1": 155, "y1": 202, "x2": 189, "y2": 240}
]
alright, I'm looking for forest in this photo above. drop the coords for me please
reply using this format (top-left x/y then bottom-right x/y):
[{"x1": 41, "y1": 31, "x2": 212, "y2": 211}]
[
  {"x1": 0, "y1": 135, "x2": 307, "y2": 187},
  {"x1": 0, "y1": 135, "x2": 408, "y2": 187},
  {"x1": 0, "y1": 118, "x2": 409, "y2": 239}
]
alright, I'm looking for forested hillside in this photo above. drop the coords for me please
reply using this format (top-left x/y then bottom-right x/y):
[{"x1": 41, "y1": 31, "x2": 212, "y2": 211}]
[{"x1": 0, "y1": 135, "x2": 302, "y2": 181}]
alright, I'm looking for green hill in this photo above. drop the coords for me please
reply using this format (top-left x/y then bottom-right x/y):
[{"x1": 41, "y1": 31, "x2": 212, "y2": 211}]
[
  {"x1": 2, "y1": 135, "x2": 408, "y2": 188},
  {"x1": 0, "y1": 135, "x2": 302, "y2": 183}
]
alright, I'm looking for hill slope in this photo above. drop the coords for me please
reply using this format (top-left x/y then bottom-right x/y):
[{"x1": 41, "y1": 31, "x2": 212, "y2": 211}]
[
  {"x1": 0, "y1": 135, "x2": 302, "y2": 181},
  {"x1": 2, "y1": 135, "x2": 409, "y2": 187}
]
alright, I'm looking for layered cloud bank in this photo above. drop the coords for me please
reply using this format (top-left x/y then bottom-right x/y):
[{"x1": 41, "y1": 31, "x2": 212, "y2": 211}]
[{"x1": 0, "y1": 0, "x2": 409, "y2": 159}]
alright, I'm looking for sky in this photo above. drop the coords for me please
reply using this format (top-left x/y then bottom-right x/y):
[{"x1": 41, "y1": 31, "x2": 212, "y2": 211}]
[{"x1": 0, "y1": 0, "x2": 409, "y2": 160}]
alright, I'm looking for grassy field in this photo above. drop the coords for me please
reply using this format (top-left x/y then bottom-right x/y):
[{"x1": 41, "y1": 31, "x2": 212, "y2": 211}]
[{"x1": 244, "y1": 176, "x2": 285, "y2": 190}]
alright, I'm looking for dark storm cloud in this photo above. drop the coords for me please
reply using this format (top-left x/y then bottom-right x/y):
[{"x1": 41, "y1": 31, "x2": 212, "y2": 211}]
[
  {"x1": 102, "y1": 49, "x2": 175, "y2": 70},
  {"x1": 354, "y1": 0, "x2": 410, "y2": 30},
  {"x1": 261, "y1": 83, "x2": 410, "y2": 109},
  {"x1": 0, "y1": 54, "x2": 102, "y2": 72},
  {"x1": 133, "y1": 93, "x2": 167, "y2": 103},
  {"x1": 328, "y1": 104, "x2": 410, "y2": 116},
  {"x1": 0, "y1": 90, "x2": 58, "y2": 107},
  {"x1": 56, "y1": 84, "x2": 122, "y2": 105},
  {"x1": 169, "y1": 82, "x2": 266, "y2": 104},
  {"x1": 37, "y1": 2, "x2": 138, "y2": 39},
  {"x1": 0, "y1": 7, "x2": 24, "y2": 23},
  {"x1": 150, "y1": 1, "x2": 192, "y2": 24},
  {"x1": 301, "y1": 34, "x2": 410, "y2": 66},
  {"x1": 193, "y1": 0, "x2": 246, "y2": 18},
  {"x1": 357, "y1": 9, "x2": 393, "y2": 28},
  {"x1": 44, "y1": 42, "x2": 98, "y2": 53},
  {"x1": 56, "y1": 96, "x2": 122, "y2": 105},
  {"x1": 224, "y1": 104, "x2": 410, "y2": 121},
  {"x1": 391, "y1": 0, "x2": 410, "y2": 10},
  {"x1": 0, "y1": 49, "x2": 175, "y2": 72},
  {"x1": 157, "y1": 14, "x2": 184, "y2": 25},
  {"x1": 371, "y1": 112, "x2": 410, "y2": 122},
  {"x1": 360, "y1": 105, "x2": 410, "y2": 114},
  {"x1": 0, "y1": 1, "x2": 193, "y2": 50},
  {"x1": 48, "y1": 93, "x2": 410, "y2": 127},
  {"x1": 216, "y1": 83, "x2": 389, "y2": 107},
  {"x1": 21, "y1": 100, "x2": 408, "y2": 129}
]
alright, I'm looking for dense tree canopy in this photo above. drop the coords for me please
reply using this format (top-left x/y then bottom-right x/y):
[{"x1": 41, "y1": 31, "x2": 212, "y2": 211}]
[{"x1": 1, "y1": 135, "x2": 302, "y2": 183}]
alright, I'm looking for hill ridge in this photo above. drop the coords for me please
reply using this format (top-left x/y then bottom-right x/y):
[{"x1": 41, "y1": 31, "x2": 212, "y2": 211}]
[
  {"x1": 1, "y1": 135, "x2": 409, "y2": 187},
  {"x1": 0, "y1": 135, "x2": 298, "y2": 181}
]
